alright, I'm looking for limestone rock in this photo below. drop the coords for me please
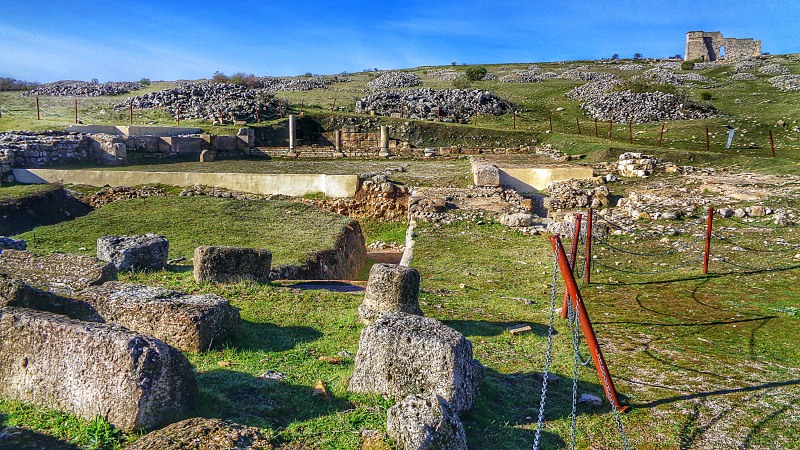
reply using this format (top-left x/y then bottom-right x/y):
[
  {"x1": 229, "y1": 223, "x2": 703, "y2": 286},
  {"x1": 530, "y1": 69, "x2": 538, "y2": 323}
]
[
  {"x1": 717, "y1": 208, "x2": 734, "y2": 218},
  {"x1": 349, "y1": 312, "x2": 482, "y2": 413},
  {"x1": 199, "y1": 149, "x2": 216, "y2": 162},
  {"x1": 617, "y1": 152, "x2": 658, "y2": 177},
  {"x1": 471, "y1": 161, "x2": 500, "y2": 187},
  {"x1": 193, "y1": 246, "x2": 272, "y2": 284},
  {"x1": 578, "y1": 393, "x2": 603, "y2": 407},
  {"x1": 0, "y1": 307, "x2": 197, "y2": 431},
  {"x1": 76, "y1": 282, "x2": 240, "y2": 353},
  {"x1": 748, "y1": 205, "x2": 767, "y2": 217},
  {"x1": 125, "y1": 417, "x2": 273, "y2": 450},
  {"x1": 499, "y1": 212, "x2": 533, "y2": 227},
  {"x1": 0, "y1": 250, "x2": 117, "y2": 295},
  {"x1": 97, "y1": 234, "x2": 169, "y2": 272},
  {"x1": 0, "y1": 274, "x2": 102, "y2": 322},
  {"x1": 386, "y1": 393, "x2": 467, "y2": 450},
  {"x1": 358, "y1": 264, "x2": 422, "y2": 324}
]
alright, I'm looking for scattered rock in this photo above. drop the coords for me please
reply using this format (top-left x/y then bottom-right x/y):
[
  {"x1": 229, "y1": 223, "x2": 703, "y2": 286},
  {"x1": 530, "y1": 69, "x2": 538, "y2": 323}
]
[
  {"x1": 578, "y1": 393, "x2": 603, "y2": 407},
  {"x1": 193, "y1": 246, "x2": 272, "y2": 284},
  {"x1": 0, "y1": 250, "x2": 117, "y2": 295},
  {"x1": 125, "y1": 417, "x2": 272, "y2": 450},
  {"x1": 499, "y1": 213, "x2": 533, "y2": 227}
]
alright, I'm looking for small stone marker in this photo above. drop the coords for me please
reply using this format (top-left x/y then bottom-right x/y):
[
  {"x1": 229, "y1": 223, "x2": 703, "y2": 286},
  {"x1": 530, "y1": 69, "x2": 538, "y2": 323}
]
[
  {"x1": 358, "y1": 263, "x2": 422, "y2": 325},
  {"x1": 193, "y1": 246, "x2": 272, "y2": 284},
  {"x1": 507, "y1": 324, "x2": 532, "y2": 336}
]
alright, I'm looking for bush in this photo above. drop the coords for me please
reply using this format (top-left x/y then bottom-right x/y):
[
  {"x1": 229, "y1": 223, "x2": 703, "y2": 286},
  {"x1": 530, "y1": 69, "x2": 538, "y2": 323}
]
[
  {"x1": 465, "y1": 66, "x2": 487, "y2": 81},
  {"x1": 452, "y1": 75, "x2": 472, "y2": 89},
  {"x1": 138, "y1": 78, "x2": 151, "y2": 87},
  {"x1": 211, "y1": 71, "x2": 229, "y2": 83},
  {"x1": 616, "y1": 79, "x2": 679, "y2": 95},
  {"x1": 700, "y1": 92, "x2": 713, "y2": 101},
  {"x1": 681, "y1": 60, "x2": 696, "y2": 70},
  {"x1": 0, "y1": 77, "x2": 39, "y2": 91}
]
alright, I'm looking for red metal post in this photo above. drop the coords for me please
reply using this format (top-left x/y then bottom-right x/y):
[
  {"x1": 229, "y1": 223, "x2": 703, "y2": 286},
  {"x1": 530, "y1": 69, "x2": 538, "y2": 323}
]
[
  {"x1": 585, "y1": 207, "x2": 593, "y2": 284},
  {"x1": 550, "y1": 235, "x2": 628, "y2": 412},
  {"x1": 608, "y1": 120, "x2": 613, "y2": 140},
  {"x1": 769, "y1": 130, "x2": 776, "y2": 157},
  {"x1": 576, "y1": 117, "x2": 581, "y2": 135},
  {"x1": 36, "y1": 96, "x2": 40, "y2": 120},
  {"x1": 562, "y1": 213, "x2": 582, "y2": 318},
  {"x1": 628, "y1": 121, "x2": 633, "y2": 144},
  {"x1": 705, "y1": 126, "x2": 710, "y2": 151},
  {"x1": 437, "y1": 106, "x2": 441, "y2": 122},
  {"x1": 74, "y1": 99, "x2": 78, "y2": 124},
  {"x1": 594, "y1": 118, "x2": 599, "y2": 137},
  {"x1": 703, "y1": 206, "x2": 714, "y2": 274},
  {"x1": 549, "y1": 116, "x2": 553, "y2": 133},
  {"x1": 658, "y1": 123, "x2": 665, "y2": 147},
  {"x1": 129, "y1": 101, "x2": 133, "y2": 124}
]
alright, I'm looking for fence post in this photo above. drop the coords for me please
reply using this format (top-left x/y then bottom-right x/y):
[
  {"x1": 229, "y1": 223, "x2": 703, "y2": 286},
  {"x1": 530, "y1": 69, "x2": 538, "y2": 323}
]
[
  {"x1": 576, "y1": 117, "x2": 581, "y2": 135},
  {"x1": 705, "y1": 126, "x2": 710, "y2": 152},
  {"x1": 129, "y1": 101, "x2": 133, "y2": 124},
  {"x1": 585, "y1": 207, "x2": 593, "y2": 284},
  {"x1": 658, "y1": 123, "x2": 665, "y2": 147},
  {"x1": 74, "y1": 99, "x2": 78, "y2": 124},
  {"x1": 703, "y1": 206, "x2": 714, "y2": 274},
  {"x1": 628, "y1": 121, "x2": 633, "y2": 144},
  {"x1": 513, "y1": 110, "x2": 516, "y2": 129},
  {"x1": 549, "y1": 235, "x2": 629, "y2": 412},
  {"x1": 279, "y1": 101, "x2": 283, "y2": 119},
  {"x1": 608, "y1": 120, "x2": 613, "y2": 140},
  {"x1": 36, "y1": 96, "x2": 40, "y2": 120},
  {"x1": 300, "y1": 99, "x2": 304, "y2": 114},
  {"x1": 562, "y1": 213, "x2": 582, "y2": 319},
  {"x1": 769, "y1": 130, "x2": 776, "y2": 157},
  {"x1": 549, "y1": 116, "x2": 553, "y2": 133},
  {"x1": 331, "y1": 98, "x2": 336, "y2": 111}
]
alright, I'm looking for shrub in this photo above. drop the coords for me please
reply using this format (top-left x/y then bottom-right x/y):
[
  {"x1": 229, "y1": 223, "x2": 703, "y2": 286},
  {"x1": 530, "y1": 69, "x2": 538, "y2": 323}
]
[
  {"x1": 681, "y1": 60, "x2": 696, "y2": 70},
  {"x1": 700, "y1": 92, "x2": 713, "y2": 101},
  {"x1": 211, "y1": 71, "x2": 229, "y2": 83},
  {"x1": 615, "y1": 79, "x2": 679, "y2": 95},
  {"x1": 138, "y1": 78, "x2": 151, "y2": 87},
  {"x1": 465, "y1": 66, "x2": 487, "y2": 81},
  {"x1": 452, "y1": 75, "x2": 472, "y2": 89}
]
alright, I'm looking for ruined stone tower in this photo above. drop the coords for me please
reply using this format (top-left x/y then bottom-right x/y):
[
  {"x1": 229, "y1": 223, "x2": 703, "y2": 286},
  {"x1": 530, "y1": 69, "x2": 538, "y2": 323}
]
[{"x1": 685, "y1": 31, "x2": 761, "y2": 62}]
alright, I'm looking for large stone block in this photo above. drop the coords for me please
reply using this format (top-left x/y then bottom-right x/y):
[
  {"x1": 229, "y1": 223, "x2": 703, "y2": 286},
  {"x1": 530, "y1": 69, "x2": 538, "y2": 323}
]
[
  {"x1": 97, "y1": 234, "x2": 169, "y2": 272},
  {"x1": 348, "y1": 313, "x2": 482, "y2": 413},
  {"x1": 0, "y1": 250, "x2": 117, "y2": 295},
  {"x1": 125, "y1": 417, "x2": 273, "y2": 450},
  {"x1": 358, "y1": 263, "x2": 422, "y2": 324},
  {"x1": 0, "y1": 308, "x2": 198, "y2": 431},
  {"x1": 193, "y1": 246, "x2": 272, "y2": 284},
  {"x1": 471, "y1": 161, "x2": 500, "y2": 186},
  {"x1": 76, "y1": 282, "x2": 240, "y2": 353},
  {"x1": 0, "y1": 274, "x2": 102, "y2": 322},
  {"x1": 387, "y1": 393, "x2": 467, "y2": 450}
]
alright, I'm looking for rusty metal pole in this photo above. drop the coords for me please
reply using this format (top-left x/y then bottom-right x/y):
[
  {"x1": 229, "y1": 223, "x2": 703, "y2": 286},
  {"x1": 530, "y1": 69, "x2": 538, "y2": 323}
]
[
  {"x1": 550, "y1": 235, "x2": 628, "y2": 412},
  {"x1": 36, "y1": 96, "x2": 40, "y2": 120},
  {"x1": 513, "y1": 110, "x2": 517, "y2": 129},
  {"x1": 658, "y1": 123, "x2": 665, "y2": 147},
  {"x1": 703, "y1": 206, "x2": 714, "y2": 274},
  {"x1": 129, "y1": 101, "x2": 133, "y2": 124},
  {"x1": 608, "y1": 120, "x2": 613, "y2": 140},
  {"x1": 769, "y1": 130, "x2": 776, "y2": 157},
  {"x1": 74, "y1": 99, "x2": 78, "y2": 124},
  {"x1": 628, "y1": 121, "x2": 633, "y2": 144},
  {"x1": 549, "y1": 116, "x2": 553, "y2": 133},
  {"x1": 594, "y1": 118, "x2": 598, "y2": 137},
  {"x1": 585, "y1": 207, "x2": 593, "y2": 284},
  {"x1": 576, "y1": 117, "x2": 581, "y2": 135},
  {"x1": 176, "y1": 106, "x2": 180, "y2": 124},
  {"x1": 562, "y1": 213, "x2": 582, "y2": 319},
  {"x1": 705, "y1": 126, "x2": 710, "y2": 151}
]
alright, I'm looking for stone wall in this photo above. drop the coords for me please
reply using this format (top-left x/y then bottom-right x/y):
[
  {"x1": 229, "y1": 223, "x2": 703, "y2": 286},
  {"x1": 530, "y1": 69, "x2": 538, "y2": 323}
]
[{"x1": 685, "y1": 31, "x2": 761, "y2": 62}]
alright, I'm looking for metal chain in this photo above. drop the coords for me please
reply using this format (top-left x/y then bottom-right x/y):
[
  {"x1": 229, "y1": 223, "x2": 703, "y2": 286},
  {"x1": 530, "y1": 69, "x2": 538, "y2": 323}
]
[
  {"x1": 595, "y1": 348, "x2": 632, "y2": 450},
  {"x1": 593, "y1": 233, "x2": 704, "y2": 257},
  {"x1": 533, "y1": 250, "x2": 561, "y2": 450},
  {"x1": 567, "y1": 295, "x2": 581, "y2": 450},
  {"x1": 712, "y1": 232, "x2": 800, "y2": 254},
  {"x1": 592, "y1": 254, "x2": 705, "y2": 275},
  {"x1": 714, "y1": 255, "x2": 798, "y2": 272},
  {"x1": 595, "y1": 213, "x2": 705, "y2": 238}
]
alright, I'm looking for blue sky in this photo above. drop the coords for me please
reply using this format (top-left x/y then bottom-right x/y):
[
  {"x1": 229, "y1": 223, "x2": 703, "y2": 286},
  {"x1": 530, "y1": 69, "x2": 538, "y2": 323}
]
[{"x1": 1, "y1": 0, "x2": 798, "y2": 83}]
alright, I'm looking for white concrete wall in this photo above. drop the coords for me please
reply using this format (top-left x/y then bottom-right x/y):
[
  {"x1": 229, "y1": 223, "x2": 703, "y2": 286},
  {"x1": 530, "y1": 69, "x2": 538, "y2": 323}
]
[
  {"x1": 13, "y1": 169, "x2": 359, "y2": 198},
  {"x1": 65, "y1": 125, "x2": 202, "y2": 137},
  {"x1": 497, "y1": 166, "x2": 594, "y2": 192}
]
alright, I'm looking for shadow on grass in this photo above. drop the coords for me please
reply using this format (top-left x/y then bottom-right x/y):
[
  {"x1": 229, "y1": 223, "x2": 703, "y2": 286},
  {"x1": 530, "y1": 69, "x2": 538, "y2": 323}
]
[
  {"x1": 629, "y1": 378, "x2": 800, "y2": 409},
  {"x1": 464, "y1": 367, "x2": 626, "y2": 449},
  {"x1": 229, "y1": 320, "x2": 323, "y2": 353},
  {"x1": 195, "y1": 369, "x2": 352, "y2": 430},
  {"x1": 0, "y1": 426, "x2": 80, "y2": 450},
  {"x1": 443, "y1": 319, "x2": 555, "y2": 338},
  {"x1": 591, "y1": 264, "x2": 800, "y2": 287}
]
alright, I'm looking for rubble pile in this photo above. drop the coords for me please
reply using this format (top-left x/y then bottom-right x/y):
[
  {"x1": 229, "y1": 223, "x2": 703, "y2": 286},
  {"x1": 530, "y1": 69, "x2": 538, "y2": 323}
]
[
  {"x1": 769, "y1": 75, "x2": 800, "y2": 92},
  {"x1": 366, "y1": 72, "x2": 422, "y2": 91},
  {"x1": 759, "y1": 64, "x2": 789, "y2": 75},
  {"x1": 260, "y1": 76, "x2": 332, "y2": 92},
  {"x1": 355, "y1": 88, "x2": 511, "y2": 123},
  {"x1": 24, "y1": 81, "x2": 143, "y2": 97},
  {"x1": 498, "y1": 70, "x2": 543, "y2": 83}
]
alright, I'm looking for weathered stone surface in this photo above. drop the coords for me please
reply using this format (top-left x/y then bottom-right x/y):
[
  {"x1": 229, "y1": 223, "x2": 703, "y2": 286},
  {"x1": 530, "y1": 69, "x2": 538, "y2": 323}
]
[
  {"x1": 472, "y1": 161, "x2": 500, "y2": 186},
  {"x1": 125, "y1": 417, "x2": 273, "y2": 450},
  {"x1": 499, "y1": 212, "x2": 533, "y2": 227},
  {"x1": 0, "y1": 307, "x2": 197, "y2": 431},
  {"x1": 0, "y1": 237, "x2": 26, "y2": 251},
  {"x1": 0, "y1": 250, "x2": 117, "y2": 295},
  {"x1": 193, "y1": 246, "x2": 272, "y2": 284},
  {"x1": 76, "y1": 282, "x2": 240, "y2": 353},
  {"x1": 386, "y1": 393, "x2": 467, "y2": 450},
  {"x1": 618, "y1": 152, "x2": 658, "y2": 177},
  {"x1": 0, "y1": 426, "x2": 79, "y2": 450},
  {"x1": 358, "y1": 263, "x2": 422, "y2": 324},
  {"x1": 97, "y1": 234, "x2": 169, "y2": 272},
  {"x1": 199, "y1": 149, "x2": 216, "y2": 162},
  {"x1": 0, "y1": 274, "x2": 101, "y2": 322},
  {"x1": 349, "y1": 312, "x2": 482, "y2": 413}
]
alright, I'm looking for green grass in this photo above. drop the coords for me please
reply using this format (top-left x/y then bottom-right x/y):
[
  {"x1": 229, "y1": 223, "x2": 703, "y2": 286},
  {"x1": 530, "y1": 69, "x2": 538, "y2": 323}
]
[
  {"x1": 14, "y1": 196, "x2": 354, "y2": 267},
  {"x1": 0, "y1": 182, "x2": 60, "y2": 202}
]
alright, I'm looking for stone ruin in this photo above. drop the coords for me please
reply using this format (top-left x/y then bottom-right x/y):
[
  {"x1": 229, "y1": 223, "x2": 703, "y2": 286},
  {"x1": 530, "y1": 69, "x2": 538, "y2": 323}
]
[
  {"x1": 358, "y1": 263, "x2": 422, "y2": 324},
  {"x1": 685, "y1": 31, "x2": 761, "y2": 62}
]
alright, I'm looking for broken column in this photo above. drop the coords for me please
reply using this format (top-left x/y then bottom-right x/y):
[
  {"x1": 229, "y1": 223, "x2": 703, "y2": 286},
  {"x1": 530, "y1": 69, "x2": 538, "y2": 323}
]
[
  {"x1": 387, "y1": 393, "x2": 467, "y2": 450},
  {"x1": 334, "y1": 129, "x2": 344, "y2": 156},
  {"x1": 379, "y1": 125, "x2": 391, "y2": 157},
  {"x1": 0, "y1": 307, "x2": 198, "y2": 431},
  {"x1": 358, "y1": 263, "x2": 422, "y2": 324},
  {"x1": 96, "y1": 234, "x2": 169, "y2": 272},
  {"x1": 287, "y1": 114, "x2": 297, "y2": 157}
]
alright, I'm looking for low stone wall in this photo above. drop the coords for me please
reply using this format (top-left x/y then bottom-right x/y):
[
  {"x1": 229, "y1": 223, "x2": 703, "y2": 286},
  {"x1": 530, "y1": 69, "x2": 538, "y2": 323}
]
[
  {"x1": 13, "y1": 169, "x2": 360, "y2": 198},
  {"x1": 272, "y1": 219, "x2": 367, "y2": 280}
]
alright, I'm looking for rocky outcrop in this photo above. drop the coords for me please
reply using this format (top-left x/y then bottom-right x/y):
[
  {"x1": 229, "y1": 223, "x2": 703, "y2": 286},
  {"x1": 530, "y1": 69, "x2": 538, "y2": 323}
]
[
  {"x1": 0, "y1": 307, "x2": 197, "y2": 431},
  {"x1": 24, "y1": 80, "x2": 142, "y2": 97},
  {"x1": 356, "y1": 88, "x2": 511, "y2": 123},
  {"x1": 125, "y1": 417, "x2": 273, "y2": 450},
  {"x1": 193, "y1": 246, "x2": 272, "y2": 284},
  {"x1": 0, "y1": 250, "x2": 117, "y2": 295},
  {"x1": 76, "y1": 282, "x2": 240, "y2": 353},
  {"x1": 349, "y1": 312, "x2": 482, "y2": 413}
]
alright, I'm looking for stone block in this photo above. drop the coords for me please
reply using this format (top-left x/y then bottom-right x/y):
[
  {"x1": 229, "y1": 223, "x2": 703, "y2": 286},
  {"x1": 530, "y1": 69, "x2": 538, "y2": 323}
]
[
  {"x1": 199, "y1": 149, "x2": 216, "y2": 162},
  {"x1": 193, "y1": 246, "x2": 272, "y2": 284},
  {"x1": 212, "y1": 135, "x2": 238, "y2": 152},
  {"x1": 0, "y1": 307, "x2": 198, "y2": 431},
  {"x1": 471, "y1": 161, "x2": 500, "y2": 186},
  {"x1": 126, "y1": 418, "x2": 273, "y2": 450},
  {"x1": 0, "y1": 250, "x2": 117, "y2": 295},
  {"x1": 76, "y1": 282, "x2": 240, "y2": 353},
  {"x1": 358, "y1": 263, "x2": 422, "y2": 324},
  {"x1": 499, "y1": 213, "x2": 533, "y2": 227},
  {"x1": 387, "y1": 393, "x2": 467, "y2": 450},
  {"x1": 96, "y1": 234, "x2": 169, "y2": 272},
  {"x1": 348, "y1": 313, "x2": 482, "y2": 413},
  {"x1": 171, "y1": 137, "x2": 203, "y2": 155},
  {"x1": 0, "y1": 274, "x2": 102, "y2": 322}
]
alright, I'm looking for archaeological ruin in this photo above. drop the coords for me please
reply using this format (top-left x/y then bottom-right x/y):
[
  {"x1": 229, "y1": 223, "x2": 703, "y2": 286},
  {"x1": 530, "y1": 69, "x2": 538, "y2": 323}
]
[{"x1": 685, "y1": 31, "x2": 762, "y2": 62}]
